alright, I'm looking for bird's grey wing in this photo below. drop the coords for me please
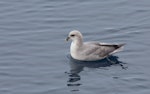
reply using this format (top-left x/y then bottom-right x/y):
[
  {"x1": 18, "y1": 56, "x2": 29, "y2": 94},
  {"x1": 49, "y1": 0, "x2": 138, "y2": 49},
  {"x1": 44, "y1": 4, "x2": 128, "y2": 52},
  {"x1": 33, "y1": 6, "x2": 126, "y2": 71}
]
[
  {"x1": 83, "y1": 42, "x2": 124, "y2": 57},
  {"x1": 83, "y1": 45, "x2": 100, "y2": 56},
  {"x1": 82, "y1": 42, "x2": 108, "y2": 57}
]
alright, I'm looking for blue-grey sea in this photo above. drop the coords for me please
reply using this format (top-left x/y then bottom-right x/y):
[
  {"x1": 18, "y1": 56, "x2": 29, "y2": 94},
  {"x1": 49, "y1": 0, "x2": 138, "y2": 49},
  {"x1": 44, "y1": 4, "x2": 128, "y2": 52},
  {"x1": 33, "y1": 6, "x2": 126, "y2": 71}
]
[{"x1": 0, "y1": 0, "x2": 150, "y2": 94}]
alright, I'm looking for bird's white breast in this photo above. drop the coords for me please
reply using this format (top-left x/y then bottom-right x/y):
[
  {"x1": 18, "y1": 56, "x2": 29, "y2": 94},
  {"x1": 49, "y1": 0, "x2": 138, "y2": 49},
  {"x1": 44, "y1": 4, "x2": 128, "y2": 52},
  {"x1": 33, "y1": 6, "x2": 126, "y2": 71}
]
[{"x1": 70, "y1": 42, "x2": 77, "y2": 56}]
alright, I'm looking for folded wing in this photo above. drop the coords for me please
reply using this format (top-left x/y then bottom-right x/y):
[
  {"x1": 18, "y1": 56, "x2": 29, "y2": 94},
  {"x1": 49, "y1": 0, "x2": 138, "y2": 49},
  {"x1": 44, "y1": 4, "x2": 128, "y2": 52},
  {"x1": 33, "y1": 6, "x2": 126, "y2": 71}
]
[{"x1": 83, "y1": 42, "x2": 125, "y2": 58}]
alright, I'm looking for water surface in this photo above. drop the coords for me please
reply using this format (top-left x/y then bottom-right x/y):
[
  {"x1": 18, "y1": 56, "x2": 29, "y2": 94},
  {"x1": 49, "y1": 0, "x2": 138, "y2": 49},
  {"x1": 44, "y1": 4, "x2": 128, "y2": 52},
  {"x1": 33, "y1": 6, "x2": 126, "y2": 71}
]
[{"x1": 0, "y1": 0, "x2": 150, "y2": 94}]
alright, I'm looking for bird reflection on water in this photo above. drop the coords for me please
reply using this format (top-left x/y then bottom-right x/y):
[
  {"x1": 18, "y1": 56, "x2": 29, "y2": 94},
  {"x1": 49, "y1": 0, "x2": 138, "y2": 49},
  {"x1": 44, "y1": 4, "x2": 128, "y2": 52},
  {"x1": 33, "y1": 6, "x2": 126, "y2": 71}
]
[{"x1": 66, "y1": 55, "x2": 127, "y2": 91}]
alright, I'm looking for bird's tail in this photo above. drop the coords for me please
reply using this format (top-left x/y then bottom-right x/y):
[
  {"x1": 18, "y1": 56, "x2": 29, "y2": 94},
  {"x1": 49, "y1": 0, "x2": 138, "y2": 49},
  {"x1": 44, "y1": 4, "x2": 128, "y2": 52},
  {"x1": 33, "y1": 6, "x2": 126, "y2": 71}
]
[{"x1": 110, "y1": 43, "x2": 126, "y2": 54}]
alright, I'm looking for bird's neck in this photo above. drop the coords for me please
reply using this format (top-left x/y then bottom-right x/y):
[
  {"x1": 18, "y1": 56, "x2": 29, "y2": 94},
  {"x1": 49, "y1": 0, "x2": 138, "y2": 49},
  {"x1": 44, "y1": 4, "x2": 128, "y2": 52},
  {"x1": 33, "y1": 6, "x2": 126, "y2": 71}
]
[
  {"x1": 70, "y1": 38, "x2": 83, "y2": 58},
  {"x1": 72, "y1": 38, "x2": 83, "y2": 47}
]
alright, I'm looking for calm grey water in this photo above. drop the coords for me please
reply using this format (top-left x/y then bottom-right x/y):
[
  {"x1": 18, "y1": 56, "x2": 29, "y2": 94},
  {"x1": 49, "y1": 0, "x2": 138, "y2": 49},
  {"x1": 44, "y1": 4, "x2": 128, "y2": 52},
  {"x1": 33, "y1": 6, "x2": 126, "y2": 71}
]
[{"x1": 0, "y1": 0, "x2": 150, "y2": 94}]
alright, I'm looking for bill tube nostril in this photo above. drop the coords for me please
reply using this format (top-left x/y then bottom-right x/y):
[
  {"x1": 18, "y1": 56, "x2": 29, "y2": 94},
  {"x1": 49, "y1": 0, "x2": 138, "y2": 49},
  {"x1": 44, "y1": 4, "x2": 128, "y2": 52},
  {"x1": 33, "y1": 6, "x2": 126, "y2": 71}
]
[{"x1": 66, "y1": 37, "x2": 70, "y2": 41}]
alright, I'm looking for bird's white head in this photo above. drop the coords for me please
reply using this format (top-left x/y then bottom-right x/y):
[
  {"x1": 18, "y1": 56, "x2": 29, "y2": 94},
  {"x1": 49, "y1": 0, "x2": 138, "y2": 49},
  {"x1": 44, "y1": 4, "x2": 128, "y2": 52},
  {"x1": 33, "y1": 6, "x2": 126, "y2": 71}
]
[{"x1": 66, "y1": 30, "x2": 83, "y2": 41}]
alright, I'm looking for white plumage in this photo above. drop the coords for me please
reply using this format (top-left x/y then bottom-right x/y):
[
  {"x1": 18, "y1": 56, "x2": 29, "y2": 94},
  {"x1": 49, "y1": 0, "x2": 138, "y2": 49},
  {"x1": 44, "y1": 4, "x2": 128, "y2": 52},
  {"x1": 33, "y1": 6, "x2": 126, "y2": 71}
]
[{"x1": 66, "y1": 30, "x2": 125, "y2": 61}]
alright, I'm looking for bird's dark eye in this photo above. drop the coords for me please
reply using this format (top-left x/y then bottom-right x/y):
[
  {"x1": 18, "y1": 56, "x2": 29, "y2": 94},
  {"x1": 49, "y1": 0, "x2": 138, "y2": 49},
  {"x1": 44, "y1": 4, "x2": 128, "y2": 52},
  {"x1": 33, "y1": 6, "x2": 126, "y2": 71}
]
[{"x1": 71, "y1": 34, "x2": 75, "y2": 37}]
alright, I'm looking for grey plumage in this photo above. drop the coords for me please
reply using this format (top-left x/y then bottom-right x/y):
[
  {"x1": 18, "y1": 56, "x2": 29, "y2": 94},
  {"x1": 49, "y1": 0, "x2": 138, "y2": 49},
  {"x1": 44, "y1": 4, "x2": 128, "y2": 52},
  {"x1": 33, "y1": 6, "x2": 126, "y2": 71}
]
[{"x1": 66, "y1": 30, "x2": 125, "y2": 61}]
